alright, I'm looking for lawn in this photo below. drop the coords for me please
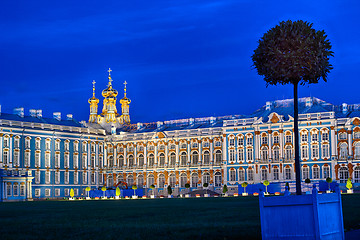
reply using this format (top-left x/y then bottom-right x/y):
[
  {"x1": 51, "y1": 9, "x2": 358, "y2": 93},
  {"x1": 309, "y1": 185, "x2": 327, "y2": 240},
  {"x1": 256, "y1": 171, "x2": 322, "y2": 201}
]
[{"x1": 0, "y1": 194, "x2": 359, "y2": 240}]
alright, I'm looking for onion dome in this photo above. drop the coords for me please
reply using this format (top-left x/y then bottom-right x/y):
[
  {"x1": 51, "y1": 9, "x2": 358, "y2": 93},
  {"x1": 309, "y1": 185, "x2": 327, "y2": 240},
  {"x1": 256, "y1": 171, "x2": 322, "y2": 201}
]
[
  {"x1": 102, "y1": 68, "x2": 118, "y2": 98},
  {"x1": 88, "y1": 80, "x2": 99, "y2": 104}
]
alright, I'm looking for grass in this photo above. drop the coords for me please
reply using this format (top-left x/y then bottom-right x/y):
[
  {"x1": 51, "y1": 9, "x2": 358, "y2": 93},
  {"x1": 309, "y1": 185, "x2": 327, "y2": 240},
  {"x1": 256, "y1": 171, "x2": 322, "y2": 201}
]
[{"x1": 0, "y1": 194, "x2": 359, "y2": 240}]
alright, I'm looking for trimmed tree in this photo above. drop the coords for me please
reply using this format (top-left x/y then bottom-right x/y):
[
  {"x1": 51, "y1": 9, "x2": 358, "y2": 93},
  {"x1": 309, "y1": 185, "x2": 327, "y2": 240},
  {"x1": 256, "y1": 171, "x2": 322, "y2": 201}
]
[
  {"x1": 263, "y1": 180, "x2": 270, "y2": 193},
  {"x1": 70, "y1": 188, "x2": 74, "y2": 198},
  {"x1": 222, "y1": 184, "x2": 228, "y2": 195},
  {"x1": 203, "y1": 182, "x2": 209, "y2": 194},
  {"x1": 346, "y1": 178, "x2": 353, "y2": 190},
  {"x1": 85, "y1": 186, "x2": 91, "y2": 198},
  {"x1": 305, "y1": 178, "x2": 311, "y2": 192},
  {"x1": 252, "y1": 20, "x2": 333, "y2": 195},
  {"x1": 241, "y1": 182, "x2": 248, "y2": 194},
  {"x1": 115, "y1": 187, "x2": 121, "y2": 197},
  {"x1": 132, "y1": 185, "x2": 138, "y2": 196},
  {"x1": 326, "y1": 177, "x2": 333, "y2": 191},
  {"x1": 150, "y1": 184, "x2": 155, "y2": 196}
]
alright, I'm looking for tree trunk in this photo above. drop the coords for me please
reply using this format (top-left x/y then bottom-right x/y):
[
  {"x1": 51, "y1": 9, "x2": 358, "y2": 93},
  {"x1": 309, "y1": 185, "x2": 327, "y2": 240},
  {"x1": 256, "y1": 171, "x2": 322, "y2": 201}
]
[{"x1": 294, "y1": 82, "x2": 302, "y2": 195}]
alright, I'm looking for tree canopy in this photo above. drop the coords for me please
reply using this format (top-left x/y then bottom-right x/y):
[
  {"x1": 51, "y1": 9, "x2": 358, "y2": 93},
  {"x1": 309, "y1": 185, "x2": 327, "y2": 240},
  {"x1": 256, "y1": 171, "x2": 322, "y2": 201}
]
[{"x1": 252, "y1": 20, "x2": 333, "y2": 86}]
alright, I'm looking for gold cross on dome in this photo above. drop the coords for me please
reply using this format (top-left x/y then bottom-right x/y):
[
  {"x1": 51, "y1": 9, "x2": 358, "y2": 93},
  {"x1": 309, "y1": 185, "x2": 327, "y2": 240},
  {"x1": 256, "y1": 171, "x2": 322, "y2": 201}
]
[
  {"x1": 92, "y1": 80, "x2": 96, "y2": 88},
  {"x1": 124, "y1": 81, "x2": 127, "y2": 89},
  {"x1": 107, "y1": 68, "x2": 112, "y2": 75}
]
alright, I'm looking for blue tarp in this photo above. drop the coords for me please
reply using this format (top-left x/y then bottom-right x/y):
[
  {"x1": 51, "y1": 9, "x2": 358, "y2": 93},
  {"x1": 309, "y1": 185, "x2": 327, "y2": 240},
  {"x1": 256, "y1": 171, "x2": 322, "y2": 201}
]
[{"x1": 89, "y1": 189, "x2": 143, "y2": 198}]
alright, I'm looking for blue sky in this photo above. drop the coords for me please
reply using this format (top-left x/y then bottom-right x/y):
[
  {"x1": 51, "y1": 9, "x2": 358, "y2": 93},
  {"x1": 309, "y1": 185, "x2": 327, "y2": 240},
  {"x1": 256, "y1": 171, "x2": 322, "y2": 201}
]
[{"x1": 1, "y1": 0, "x2": 359, "y2": 123}]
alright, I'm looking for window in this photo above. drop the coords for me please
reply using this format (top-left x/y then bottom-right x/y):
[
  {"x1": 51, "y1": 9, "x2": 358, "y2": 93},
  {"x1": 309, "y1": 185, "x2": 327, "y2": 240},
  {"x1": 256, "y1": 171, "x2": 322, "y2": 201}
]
[
  {"x1": 64, "y1": 189, "x2": 69, "y2": 196},
  {"x1": 311, "y1": 145, "x2": 319, "y2": 159},
  {"x1": 339, "y1": 132, "x2": 347, "y2": 140},
  {"x1": 191, "y1": 142, "x2": 198, "y2": 148},
  {"x1": 238, "y1": 138, "x2": 244, "y2": 146},
  {"x1": 20, "y1": 185, "x2": 25, "y2": 196},
  {"x1": 74, "y1": 142, "x2": 79, "y2": 152},
  {"x1": 339, "y1": 167, "x2": 349, "y2": 183},
  {"x1": 339, "y1": 143, "x2": 348, "y2": 160},
  {"x1": 45, "y1": 172, "x2": 50, "y2": 184},
  {"x1": 261, "y1": 168, "x2": 267, "y2": 181},
  {"x1": 229, "y1": 169, "x2": 236, "y2": 181},
  {"x1": 302, "y1": 166, "x2": 309, "y2": 180},
  {"x1": 13, "y1": 151, "x2": 20, "y2": 166},
  {"x1": 354, "y1": 166, "x2": 360, "y2": 183},
  {"x1": 261, "y1": 147, "x2": 268, "y2": 162},
  {"x1": 45, "y1": 153, "x2": 50, "y2": 167},
  {"x1": 229, "y1": 149, "x2": 235, "y2": 162},
  {"x1": 128, "y1": 155, "x2": 134, "y2": 168},
  {"x1": 64, "y1": 141, "x2": 69, "y2": 151},
  {"x1": 45, "y1": 140, "x2": 51, "y2": 150},
  {"x1": 169, "y1": 144, "x2": 176, "y2": 150},
  {"x1": 203, "y1": 151, "x2": 210, "y2": 165},
  {"x1": 55, "y1": 189, "x2": 60, "y2": 196},
  {"x1": 285, "y1": 135, "x2": 292, "y2": 143},
  {"x1": 215, "y1": 150, "x2": 222, "y2": 164},
  {"x1": 24, "y1": 151, "x2": 30, "y2": 167},
  {"x1": 74, "y1": 172, "x2": 79, "y2": 184},
  {"x1": 158, "y1": 174, "x2": 165, "y2": 188},
  {"x1": 285, "y1": 168, "x2": 292, "y2": 180},
  {"x1": 35, "y1": 189, "x2": 41, "y2": 197},
  {"x1": 91, "y1": 173, "x2": 96, "y2": 184},
  {"x1": 65, "y1": 172, "x2": 69, "y2": 184},
  {"x1": 90, "y1": 155, "x2": 95, "y2": 168},
  {"x1": 355, "y1": 143, "x2": 360, "y2": 159},
  {"x1": 159, "y1": 153, "x2": 165, "y2": 167},
  {"x1": 354, "y1": 132, "x2": 360, "y2": 139},
  {"x1": 25, "y1": 138, "x2": 30, "y2": 148},
  {"x1": 35, "y1": 171, "x2": 40, "y2": 184},
  {"x1": 55, "y1": 141, "x2": 60, "y2": 150},
  {"x1": 3, "y1": 151, "x2": 8, "y2": 165},
  {"x1": 35, "y1": 139, "x2": 41, "y2": 149},
  {"x1": 301, "y1": 145, "x2": 308, "y2": 159},
  {"x1": 247, "y1": 148, "x2": 253, "y2": 161},
  {"x1": 55, "y1": 171, "x2": 60, "y2": 184},
  {"x1": 261, "y1": 136, "x2": 268, "y2": 145},
  {"x1": 214, "y1": 172, "x2": 222, "y2": 187},
  {"x1": 322, "y1": 144, "x2": 330, "y2": 159},
  {"x1": 3, "y1": 136, "x2": 9, "y2": 148},
  {"x1": 127, "y1": 175, "x2": 134, "y2": 186},
  {"x1": 202, "y1": 172, "x2": 210, "y2": 185},
  {"x1": 55, "y1": 153, "x2": 60, "y2": 168},
  {"x1": 148, "y1": 154, "x2": 155, "y2": 167},
  {"x1": 82, "y1": 155, "x2": 87, "y2": 168},
  {"x1": 247, "y1": 137, "x2": 253, "y2": 146},
  {"x1": 82, "y1": 142, "x2": 87, "y2": 152},
  {"x1": 312, "y1": 133, "x2": 318, "y2": 142},
  {"x1": 169, "y1": 174, "x2": 176, "y2": 187},
  {"x1": 159, "y1": 144, "x2": 165, "y2": 151},
  {"x1": 229, "y1": 138, "x2": 235, "y2": 146},
  {"x1": 13, "y1": 184, "x2": 19, "y2": 196},
  {"x1": 147, "y1": 174, "x2": 155, "y2": 188},
  {"x1": 273, "y1": 135, "x2": 279, "y2": 144},
  {"x1": 248, "y1": 169, "x2": 254, "y2": 181},
  {"x1": 7, "y1": 184, "x2": 11, "y2": 196},
  {"x1": 215, "y1": 141, "x2": 221, "y2": 147},
  {"x1": 313, "y1": 166, "x2": 320, "y2": 179},
  {"x1": 273, "y1": 146, "x2": 280, "y2": 162},
  {"x1": 137, "y1": 175, "x2": 144, "y2": 187},
  {"x1": 301, "y1": 133, "x2": 308, "y2": 142},
  {"x1": 91, "y1": 144, "x2": 95, "y2": 152},
  {"x1": 73, "y1": 154, "x2": 79, "y2": 168},
  {"x1": 238, "y1": 149, "x2": 244, "y2": 161},
  {"x1": 118, "y1": 155, "x2": 124, "y2": 167},
  {"x1": 273, "y1": 168, "x2": 279, "y2": 180},
  {"x1": 14, "y1": 137, "x2": 20, "y2": 148},
  {"x1": 138, "y1": 154, "x2": 144, "y2": 167},
  {"x1": 45, "y1": 189, "x2": 51, "y2": 197},
  {"x1": 322, "y1": 132, "x2": 329, "y2": 141},
  {"x1": 239, "y1": 169, "x2": 245, "y2": 182},
  {"x1": 99, "y1": 144, "x2": 103, "y2": 153},
  {"x1": 191, "y1": 151, "x2": 198, "y2": 165},
  {"x1": 323, "y1": 165, "x2": 330, "y2": 179},
  {"x1": 83, "y1": 172, "x2": 87, "y2": 184},
  {"x1": 180, "y1": 152, "x2": 187, "y2": 166},
  {"x1": 180, "y1": 173, "x2": 187, "y2": 188},
  {"x1": 180, "y1": 143, "x2": 187, "y2": 149},
  {"x1": 64, "y1": 154, "x2": 70, "y2": 168}
]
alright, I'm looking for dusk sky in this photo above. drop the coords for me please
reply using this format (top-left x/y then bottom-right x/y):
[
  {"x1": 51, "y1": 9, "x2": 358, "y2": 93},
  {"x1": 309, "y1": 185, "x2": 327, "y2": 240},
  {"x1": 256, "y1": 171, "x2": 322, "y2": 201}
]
[{"x1": 1, "y1": 0, "x2": 359, "y2": 123}]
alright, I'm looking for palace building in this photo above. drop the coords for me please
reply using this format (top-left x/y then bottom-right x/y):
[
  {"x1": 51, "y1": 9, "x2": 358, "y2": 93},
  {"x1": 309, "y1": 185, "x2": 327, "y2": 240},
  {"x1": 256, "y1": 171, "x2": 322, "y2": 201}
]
[{"x1": 1, "y1": 69, "x2": 360, "y2": 201}]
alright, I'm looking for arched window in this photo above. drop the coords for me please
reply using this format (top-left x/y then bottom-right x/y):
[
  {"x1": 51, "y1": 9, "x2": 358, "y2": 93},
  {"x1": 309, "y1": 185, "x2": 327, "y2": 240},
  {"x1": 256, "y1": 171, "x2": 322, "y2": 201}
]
[
  {"x1": 203, "y1": 172, "x2": 210, "y2": 184},
  {"x1": 214, "y1": 172, "x2": 222, "y2": 187},
  {"x1": 137, "y1": 175, "x2": 144, "y2": 188},
  {"x1": 261, "y1": 147, "x2": 268, "y2": 162},
  {"x1": 239, "y1": 169, "x2": 245, "y2": 182},
  {"x1": 169, "y1": 153, "x2": 176, "y2": 167},
  {"x1": 229, "y1": 169, "x2": 236, "y2": 181},
  {"x1": 312, "y1": 165, "x2": 320, "y2": 179},
  {"x1": 159, "y1": 153, "x2": 165, "y2": 167},
  {"x1": 138, "y1": 154, "x2": 144, "y2": 167},
  {"x1": 301, "y1": 145, "x2": 308, "y2": 159},
  {"x1": 180, "y1": 173, "x2": 187, "y2": 187},
  {"x1": 117, "y1": 174, "x2": 123, "y2": 184},
  {"x1": 127, "y1": 175, "x2": 134, "y2": 186},
  {"x1": 180, "y1": 152, "x2": 187, "y2": 166},
  {"x1": 118, "y1": 155, "x2": 124, "y2": 167},
  {"x1": 158, "y1": 174, "x2": 165, "y2": 188},
  {"x1": 147, "y1": 174, "x2": 154, "y2": 188},
  {"x1": 339, "y1": 143, "x2": 348, "y2": 160},
  {"x1": 285, "y1": 167, "x2": 292, "y2": 180},
  {"x1": 169, "y1": 173, "x2": 176, "y2": 187},
  {"x1": 323, "y1": 165, "x2": 330, "y2": 179},
  {"x1": 247, "y1": 148, "x2": 253, "y2": 161},
  {"x1": 191, "y1": 151, "x2": 198, "y2": 166},
  {"x1": 247, "y1": 168, "x2": 254, "y2": 181},
  {"x1": 339, "y1": 167, "x2": 349, "y2": 183},
  {"x1": 302, "y1": 166, "x2": 309, "y2": 180},
  {"x1": 273, "y1": 167, "x2": 279, "y2": 180},
  {"x1": 311, "y1": 145, "x2": 319, "y2": 159},
  {"x1": 108, "y1": 156, "x2": 114, "y2": 168},
  {"x1": 191, "y1": 173, "x2": 198, "y2": 187},
  {"x1": 261, "y1": 168, "x2": 267, "y2": 181},
  {"x1": 215, "y1": 150, "x2": 222, "y2": 164},
  {"x1": 238, "y1": 148, "x2": 244, "y2": 161},
  {"x1": 285, "y1": 145, "x2": 293, "y2": 162},
  {"x1": 148, "y1": 154, "x2": 154, "y2": 167},
  {"x1": 273, "y1": 146, "x2": 280, "y2": 162},
  {"x1": 354, "y1": 143, "x2": 360, "y2": 159},
  {"x1": 203, "y1": 151, "x2": 210, "y2": 165},
  {"x1": 128, "y1": 155, "x2": 134, "y2": 168},
  {"x1": 322, "y1": 144, "x2": 330, "y2": 159},
  {"x1": 354, "y1": 166, "x2": 360, "y2": 183},
  {"x1": 229, "y1": 149, "x2": 235, "y2": 162}
]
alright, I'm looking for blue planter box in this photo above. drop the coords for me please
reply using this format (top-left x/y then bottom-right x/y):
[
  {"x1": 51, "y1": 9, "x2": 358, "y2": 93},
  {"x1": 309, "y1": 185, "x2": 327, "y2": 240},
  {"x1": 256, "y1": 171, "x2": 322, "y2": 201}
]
[{"x1": 259, "y1": 186, "x2": 344, "y2": 240}]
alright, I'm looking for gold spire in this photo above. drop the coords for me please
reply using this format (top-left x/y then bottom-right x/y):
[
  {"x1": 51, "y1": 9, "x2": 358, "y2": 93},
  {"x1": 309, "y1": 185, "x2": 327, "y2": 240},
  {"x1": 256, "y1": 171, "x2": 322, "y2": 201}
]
[
  {"x1": 92, "y1": 80, "x2": 96, "y2": 97},
  {"x1": 119, "y1": 80, "x2": 131, "y2": 124},
  {"x1": 88, "y1": 80, "x2": 99, "y2": 123},
  {"x1": 107, "y1": 68, "x2": 113, "y2": 86},
  {"x1": 101, "y1": 68, "x2": 119, "y2": 123},
  {"x1": 123, "y1": 80, "x2": 127, "y2": 97}
]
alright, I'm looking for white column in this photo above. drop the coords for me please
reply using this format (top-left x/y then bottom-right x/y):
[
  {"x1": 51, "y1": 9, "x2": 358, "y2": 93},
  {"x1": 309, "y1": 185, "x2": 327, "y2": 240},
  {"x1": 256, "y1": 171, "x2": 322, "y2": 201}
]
[
  {"x1": 187, "y1": 141, "x2": 191, "y2": 165},
  {"x1": 198, "y1": 140, "x2": 202, "y2": 164},
  {"x1": 165, "y1": 143, "x2": 168, "y2": 166},
  {"x1": 0, "y1": 134, "x2": 3, "y2": 167},
  {"x1": 210, "y1": 139, "x2": 214, "y2": 163},
  {"x1": 113, "y1": 144, "x2": 117, "y2": 168},
  {"x1": 330, "y1": 127, "x2": 336, "y2": 158},
  {"x1": 134, "y1": 144, "x2": 137, "y2": 167},
  {"x1": 175, "y1": 142, "x2": 179, "y2": 165},
  {"x1": 9, "y1": 136, "x2": 12, "y2": 164},
  {"x1": 154, "y1": 143, "x2": 158, "y2": 165},
  {"x1": 348, "y1": 129, "x2": 352, "y2": 157},
  {"x1": 280, "y1": 130, "x2": 284, "y2": 159},
  {"x1": 222, "y1": 135, "x2": 226, "y2": 164},
  {"x1": 144, "y1": 145, "x2": 147, "y2": 167},
  {"x1": 268, "y1": 131, "x2": 272, "y2": 160},
  {"x1": 255, "y1": 132, "x2": 260, "y2": 161},
  {"x1": 123, "y1": 146, "x2": 127, "y2": 167}
]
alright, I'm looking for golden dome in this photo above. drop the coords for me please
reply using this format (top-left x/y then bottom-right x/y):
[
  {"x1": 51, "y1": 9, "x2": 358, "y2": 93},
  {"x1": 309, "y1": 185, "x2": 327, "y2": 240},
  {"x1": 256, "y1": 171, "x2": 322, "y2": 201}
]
[
  {"x1": 102, "y1": 70, "x2": 118, "y2": 98},
  {"x1": 88, "y1": 80, "x2": 99, "y2": 104}
]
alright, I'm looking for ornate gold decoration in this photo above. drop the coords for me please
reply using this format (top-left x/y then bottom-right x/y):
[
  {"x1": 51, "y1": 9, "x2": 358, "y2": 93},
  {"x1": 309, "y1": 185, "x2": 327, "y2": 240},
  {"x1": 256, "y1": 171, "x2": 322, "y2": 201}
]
[
  {"x1": 88, "y1": 80, "x2": 99, "y2": 123},
  {"x1": 353, "y1": 118, "x2": 360, "y2": 126}
]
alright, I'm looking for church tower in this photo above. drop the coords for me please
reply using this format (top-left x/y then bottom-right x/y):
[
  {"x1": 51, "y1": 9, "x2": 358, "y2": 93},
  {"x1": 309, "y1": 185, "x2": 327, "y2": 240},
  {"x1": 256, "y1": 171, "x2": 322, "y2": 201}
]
[
  {"x1": 119, "y1": 81, "x2": 131, "y2": 124},
  {"x1": 88, "y1": 80, "x2": 99, "y2": 123},
  {"x1": 101, "y1": 68, "x2": 119, "y2": 123}
]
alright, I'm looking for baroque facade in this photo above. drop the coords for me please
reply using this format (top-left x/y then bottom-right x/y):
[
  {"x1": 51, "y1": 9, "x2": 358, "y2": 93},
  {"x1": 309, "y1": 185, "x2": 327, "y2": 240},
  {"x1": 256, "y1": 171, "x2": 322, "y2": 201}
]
[{"x1": 1, "y1": 69, "x2": 360, "y2": 201}]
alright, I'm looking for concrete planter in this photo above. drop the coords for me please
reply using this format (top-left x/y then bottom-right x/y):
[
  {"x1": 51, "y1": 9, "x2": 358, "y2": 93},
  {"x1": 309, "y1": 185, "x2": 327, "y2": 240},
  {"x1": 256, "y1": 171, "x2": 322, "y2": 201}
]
[
  {"x1": 326, "y1": 190, "x2": 331, "y2": 193},
  {"x1": 132, "y1": 195, "x2": 138, "y2": 199},
  {"x1": 150, "y1": 195, "x2": 155, "y2": 199},
  {"x1": 259, "y1": 186, "x2": 344, "y2": 240},
  {"x1": 168, "y1": 195, "x2": 173, "y2": 198},
  {"x1": 115, "y1": 196, "x2": 120, "y2": 199},
  {"x1": 224, "y1": 193, "x2": 228, "y2": 197},
  {"x1": 86, "y1": 197, "x2": 91, "y2": 200},
  {"x1": 347, "y1": 189, "x2": 353, "y2": 194},
  {"x1": 69, "y1": 197, "x2": 75, "y2": 201},
  {"x1": 185, "y1": 194, "x2": 190, "y2": 198},
  {"x1": 242, "y1": 193, "x2": 248, "y2": 196},
  {"x1": 204, "y1": 194, "x2": 210, "y2": 198}
]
